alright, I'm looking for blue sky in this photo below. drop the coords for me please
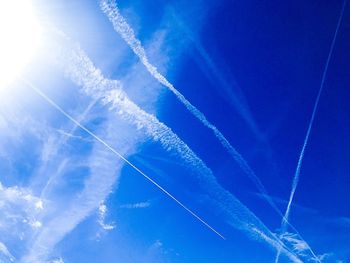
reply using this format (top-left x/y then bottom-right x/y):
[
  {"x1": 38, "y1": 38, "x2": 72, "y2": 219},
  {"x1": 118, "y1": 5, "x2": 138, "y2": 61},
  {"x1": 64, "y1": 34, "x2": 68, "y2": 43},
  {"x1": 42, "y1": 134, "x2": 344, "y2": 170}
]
[{"x1": 0, "y1": 0, "x2": 349, "y2": 262}]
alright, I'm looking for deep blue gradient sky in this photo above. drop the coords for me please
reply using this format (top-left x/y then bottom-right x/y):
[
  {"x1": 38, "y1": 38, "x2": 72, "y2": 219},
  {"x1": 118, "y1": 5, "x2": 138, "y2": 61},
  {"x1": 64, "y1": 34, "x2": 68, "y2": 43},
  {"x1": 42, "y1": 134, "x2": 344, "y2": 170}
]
[{"x1": 0, "y1": 0, "x2": 349, "y2": 262}]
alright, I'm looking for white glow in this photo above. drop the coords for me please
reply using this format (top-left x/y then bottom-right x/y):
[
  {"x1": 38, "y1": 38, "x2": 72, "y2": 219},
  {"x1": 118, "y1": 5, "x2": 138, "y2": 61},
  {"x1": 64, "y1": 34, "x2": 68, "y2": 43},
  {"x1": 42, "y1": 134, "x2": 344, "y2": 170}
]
[{"x1": 0, "y1": 0, "x2": 41, "y2": 88}]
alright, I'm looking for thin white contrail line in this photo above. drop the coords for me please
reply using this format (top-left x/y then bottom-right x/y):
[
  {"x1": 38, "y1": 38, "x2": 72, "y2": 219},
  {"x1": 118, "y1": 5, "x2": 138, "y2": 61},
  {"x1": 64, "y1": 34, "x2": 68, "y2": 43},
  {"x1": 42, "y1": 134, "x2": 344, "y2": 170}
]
[
  {"x1": 169, "y1": 14, "x2": 316, "y2": 256},
  {"x1": 276, "y1": 1, "x2": 347, "y2": 262},
  {"x1": 99, "y1": 2, "x2": 319, "y2": 260},
  {"x1": 100, "y1": 0, "x2": 277, "y2": 216},
  {"x1": 39, "y1": 98, "x2": 97, "y2": 200},
  {"x1": 26, "y1": 76, "x2": 300, "y2": 260},
  {"x1": 44, "y1": 34, "x2": 303, "y2": 260},
  {"x1": 25, "y1": 81, "x2": 226, "y2": 240},
  {"x1": 169, "y1": 10, "x2": 263, "y2": 141}
]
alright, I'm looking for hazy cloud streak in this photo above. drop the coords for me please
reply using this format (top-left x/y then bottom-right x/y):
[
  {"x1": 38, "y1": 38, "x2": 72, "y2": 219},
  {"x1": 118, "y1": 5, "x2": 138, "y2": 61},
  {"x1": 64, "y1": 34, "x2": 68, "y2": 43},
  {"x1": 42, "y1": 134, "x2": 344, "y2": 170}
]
[
  {"x1": 49, "y1": 36, "x2": 304, "y2": 261},
  {"x1": 98, "y1": 2, "x2": 321, "y2": 259},
  {"x1": 99, "y1": 0, "x2": 293, "y2": 225}
]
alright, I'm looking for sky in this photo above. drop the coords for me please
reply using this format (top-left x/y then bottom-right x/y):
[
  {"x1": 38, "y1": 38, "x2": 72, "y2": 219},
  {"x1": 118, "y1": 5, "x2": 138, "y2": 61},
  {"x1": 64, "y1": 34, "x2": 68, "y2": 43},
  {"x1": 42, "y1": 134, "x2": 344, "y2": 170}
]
[{"x1": 0, "y1": 0, "x2": 349, "y2": 262}]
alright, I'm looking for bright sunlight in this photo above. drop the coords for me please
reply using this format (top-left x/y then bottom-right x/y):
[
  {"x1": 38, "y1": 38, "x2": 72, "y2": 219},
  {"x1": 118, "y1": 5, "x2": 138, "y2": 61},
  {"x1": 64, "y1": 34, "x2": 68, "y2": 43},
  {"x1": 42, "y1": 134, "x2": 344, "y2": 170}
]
[{"x1": 0, "y1": 0, "x2": 41, "y2": 88}]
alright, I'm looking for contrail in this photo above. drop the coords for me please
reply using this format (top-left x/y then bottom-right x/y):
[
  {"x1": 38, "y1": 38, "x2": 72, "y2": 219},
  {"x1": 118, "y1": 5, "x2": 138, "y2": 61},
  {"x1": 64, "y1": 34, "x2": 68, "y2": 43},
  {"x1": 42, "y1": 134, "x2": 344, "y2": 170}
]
[
  {"x1": 22, "y1": 113, "x2": 129, "y2": 262},
  {"x1": 27, "y1": 83, "x2": 301, "y2": 262},
  {"x1": 275, "y1": 1, "x2": 348, "y2": 262},
  {"x1": 44, "y1": 34, "x2": 304, "y2": 260},
  {"x1": 29, "y1": 83, "x2": 304, "y2": 261},
  {"x1": 0, "y1": 241, "x2": 15, "y2": 262},
  {"x1": 168, "y1": 8, "x2": 263, "y2": 142},
  {"x1": 169, "y1": 10, "x2": 280, "y2": 179},
  {"x1": 39, "y1": 98, "x2": 97, "y2": 200},
  {"x1": 99, "y1": 0, "x2": 281, "y2": 214},
  {"x1": 98, "y1": 1, "x2": 319, "y2": 259},
  {"x1": 26, "y1": 82, "x2": 226, "y2": 240},
  {"x1": 54, "y1": 35, "x2": 226, "y2": 173}
]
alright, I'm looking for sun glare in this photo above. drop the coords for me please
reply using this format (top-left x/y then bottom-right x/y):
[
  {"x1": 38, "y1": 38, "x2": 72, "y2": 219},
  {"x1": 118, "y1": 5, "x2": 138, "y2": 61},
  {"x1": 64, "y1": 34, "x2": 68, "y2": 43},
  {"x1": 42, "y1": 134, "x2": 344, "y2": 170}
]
[{"x1": 0, "y1": 0, "x2": 41, "y2": 89}]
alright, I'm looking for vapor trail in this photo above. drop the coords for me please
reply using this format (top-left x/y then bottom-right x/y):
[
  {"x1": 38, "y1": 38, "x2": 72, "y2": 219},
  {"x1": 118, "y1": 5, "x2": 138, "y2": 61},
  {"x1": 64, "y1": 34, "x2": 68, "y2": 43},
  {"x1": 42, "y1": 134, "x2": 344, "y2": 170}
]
[
  {"x1": 275, "y1": 1, "x2": 347, "y2": 262},
  {"x1": 0, "y1": 242, "x2": 15, "y2": 262},
  {"x1": 98, "y1": 1, "x2": 320, "y2": 259},
  {"x1": 169, "y1": 11, "x2": 280, "y2": 181},
  {"x1": 99, "y1": 0, "x2": 276, "y2": 214},
  {"x1": 22, "y1": 111, "x2": 128, "y2": 262},
  {"x1": 169, "y1": 9, "x2": 263, "y2": 141},
  {"x1": 39, "y1": 98, "x2": 97, "y2": 200},
  {"x1": 26, "y1": 81, "x2": 226, "y2": 240},
  {"x1": 29, "y1": 82, "x2": 302, "y2": 261},
  {"x1": 45, "y1": 34, "x2": 303, "y2": 260}
]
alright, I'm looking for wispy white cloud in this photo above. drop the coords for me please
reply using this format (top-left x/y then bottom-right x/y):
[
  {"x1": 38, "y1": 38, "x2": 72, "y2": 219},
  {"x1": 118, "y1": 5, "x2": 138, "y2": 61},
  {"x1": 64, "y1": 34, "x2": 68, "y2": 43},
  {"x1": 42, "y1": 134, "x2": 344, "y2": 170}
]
[
  {"x1": 9, "y1": 12, "x2": 304, "y2": 260},
  {"x1": 22, "y1": 113, "x2": 134, "y2": 262},
  {"x1": 317, "y1": 253, "x2": 345, "y2": 263},
  {"x1": 0, "y1": 182, "x2": 43, "y2": 231},
  {"x1": 255, "y1": 192, "x2": 350, "y2": 261},
  {"x1": 97, "y1": 2, "x2": 322, "y2": 260},
  {"x1": 45, "y1": 34, "x2": 306, "y2": 260},
  {"x1": 47, "y1": 258, "x2": 65, "y2": 263},
  {"x1": 2, "y1": 1, "x2": 342, "y2": 263},
  {"x1": 0, "y1": 182, "x2": 44, "y2": 262},
  {"x1": 98, "y1": 203, "x2": 115, "y2": 231},
  {"x1": 51, "y1": 33, "x2": 224, "y2": 190},
  {"x1": 21, "y1": 25, "x2": 215, "y2": 261},
  {"x1": 0, "y1": 95, "x2": 54, "y2": 180},
  {"x1": 34, "y1": 99, "x2": 97, "y2": 201},
  {"x1": 21, "y1": 24, "x2": 184, "y2": 260},
  {"x1": 120, "y1": 201, "x2": 151, "y2": 209},
  {"x1": 280, "y1": 232, "x2": 309, "y2": 257},
  {"x1": 56, "y1": 129, "x2": 84, "y2": 140},
  {"x1": 0, "y1": 241, "x2": 15, "y2": 262},
  {"x1": 276, "y1": 232, "x2": 346, "y2": 263},
  {"x1": 99, "y1": 0, "x2": 301, "y2": 237},
  {"x1": 28, "y1": 81, "x2": 226, "y2": 240}
]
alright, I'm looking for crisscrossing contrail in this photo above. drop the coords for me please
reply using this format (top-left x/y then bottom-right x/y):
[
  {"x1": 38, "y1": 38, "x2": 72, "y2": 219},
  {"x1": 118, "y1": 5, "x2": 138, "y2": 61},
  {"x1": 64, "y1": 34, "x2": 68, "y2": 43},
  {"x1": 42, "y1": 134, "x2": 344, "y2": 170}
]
[
  {"x1": 26, "y1": 81, "x2": 226, "y2": 240},
  {"x1": 99, "y1": 0, "x2": 279, "y2": 220},
  {"x1": 275, "y1": 1, "x2": 348, "y2": 262},
  {"x1": 98, "y1": 1, "x2": 320, "y2": 260}
]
